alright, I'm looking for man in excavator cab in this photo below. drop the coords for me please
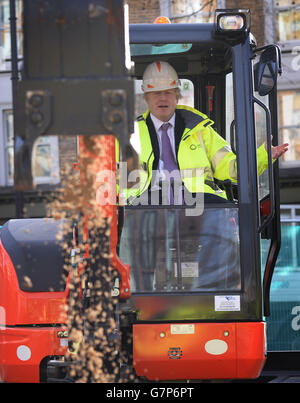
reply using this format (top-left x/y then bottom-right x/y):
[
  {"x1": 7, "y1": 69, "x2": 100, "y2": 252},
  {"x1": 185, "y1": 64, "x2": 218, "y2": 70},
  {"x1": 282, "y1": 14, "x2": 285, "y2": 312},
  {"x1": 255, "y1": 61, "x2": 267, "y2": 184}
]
[
  {"x1": 120, "y1": 60, "x2": 288, "y2": 292},
  {"x1": 128, "y1": 60, "x2": 288, "y2": 206}
]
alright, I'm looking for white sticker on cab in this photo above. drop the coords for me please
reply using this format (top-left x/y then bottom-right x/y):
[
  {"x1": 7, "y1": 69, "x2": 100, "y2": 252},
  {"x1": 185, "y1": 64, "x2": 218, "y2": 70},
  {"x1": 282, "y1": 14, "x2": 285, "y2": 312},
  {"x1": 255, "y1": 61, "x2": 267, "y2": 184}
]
[
  {"x1": 214, "y1": 295, "x2": 240, "y2": 311},
  {"x1": 170, "y1": 324, "x2": 195, "y2": 334}
]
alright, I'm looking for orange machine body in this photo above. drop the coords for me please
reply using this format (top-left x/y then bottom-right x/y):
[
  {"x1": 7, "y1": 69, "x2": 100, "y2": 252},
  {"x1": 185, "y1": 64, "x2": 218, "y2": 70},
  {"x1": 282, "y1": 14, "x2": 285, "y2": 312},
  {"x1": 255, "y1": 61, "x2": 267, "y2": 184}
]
[
  {"x1": 0, "y1": 239, "x2": 68, "y2": 382},
  {"x1": 0, "y1": 135, "x2": 129, "y2": 383},
  {"x1": 133, "y1": 322, "x2": 266, "y2": 380}
]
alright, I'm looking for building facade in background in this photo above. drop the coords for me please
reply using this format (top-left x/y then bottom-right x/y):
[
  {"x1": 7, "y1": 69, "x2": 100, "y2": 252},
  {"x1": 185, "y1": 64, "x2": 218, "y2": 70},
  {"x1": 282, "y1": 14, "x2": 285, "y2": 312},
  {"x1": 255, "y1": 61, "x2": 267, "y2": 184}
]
[
  {"x1": 0, "y1": 0, "x2": 77, "y2": 222},
  {"x1": 0, "y1": 0, "x2": 299, "y2": 223}
]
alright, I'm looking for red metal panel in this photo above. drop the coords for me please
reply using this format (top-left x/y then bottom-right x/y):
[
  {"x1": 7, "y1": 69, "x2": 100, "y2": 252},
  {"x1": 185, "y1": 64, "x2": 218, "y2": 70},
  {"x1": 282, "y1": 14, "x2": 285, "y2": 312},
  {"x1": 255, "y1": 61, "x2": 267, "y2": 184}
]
[
  {"x1": 133, "y1": 322, "x2": 266, "y2": 380},
  {"x1": 77, "y1": 135, "x2": 130, "y2": 299},
  {"x1": 236, "y1": 322, "x2": 266, "y2": 378},
  {"x1": 0, "y1": 326, "x2": 67, "y2": 383}
]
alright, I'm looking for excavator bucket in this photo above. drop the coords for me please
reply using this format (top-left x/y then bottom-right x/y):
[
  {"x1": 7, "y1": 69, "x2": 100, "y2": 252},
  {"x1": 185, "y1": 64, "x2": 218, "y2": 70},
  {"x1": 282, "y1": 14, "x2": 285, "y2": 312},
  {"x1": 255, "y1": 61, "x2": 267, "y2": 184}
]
[{"x1": 12, "y1": 0, "x2": 134, "y2": 190}]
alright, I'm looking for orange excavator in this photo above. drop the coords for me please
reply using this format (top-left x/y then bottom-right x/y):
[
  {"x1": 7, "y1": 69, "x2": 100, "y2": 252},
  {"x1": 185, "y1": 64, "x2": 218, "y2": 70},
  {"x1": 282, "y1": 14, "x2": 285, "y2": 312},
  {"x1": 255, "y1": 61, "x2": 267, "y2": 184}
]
[{"x1": 0, "y1": 2, "x2": 282, "y2": 382}]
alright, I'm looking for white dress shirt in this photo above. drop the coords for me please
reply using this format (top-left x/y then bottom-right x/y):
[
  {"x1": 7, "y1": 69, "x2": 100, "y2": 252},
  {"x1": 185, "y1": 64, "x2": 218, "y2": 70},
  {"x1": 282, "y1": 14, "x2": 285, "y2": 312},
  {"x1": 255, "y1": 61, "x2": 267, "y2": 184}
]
[{"x1": 150, "y1": 112, "x2": 177, "y2": 172}]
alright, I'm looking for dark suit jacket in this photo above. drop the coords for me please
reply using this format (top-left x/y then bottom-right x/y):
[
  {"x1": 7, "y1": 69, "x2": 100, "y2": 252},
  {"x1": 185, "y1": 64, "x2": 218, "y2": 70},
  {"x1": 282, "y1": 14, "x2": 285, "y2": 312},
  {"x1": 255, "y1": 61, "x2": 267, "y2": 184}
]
[
  {"x1": 144, "y1": 111, "x2": 229, "y2": 204},
  {"x1": 145, "y1": 111, "x2": 186, "y2": 171}
]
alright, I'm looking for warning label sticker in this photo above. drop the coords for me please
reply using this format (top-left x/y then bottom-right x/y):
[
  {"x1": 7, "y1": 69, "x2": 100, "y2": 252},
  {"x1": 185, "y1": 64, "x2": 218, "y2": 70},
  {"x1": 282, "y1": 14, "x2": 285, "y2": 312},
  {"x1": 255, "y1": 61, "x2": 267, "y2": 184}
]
[
  {"x1": 214, "y1": 295, "x2": 240, "y2": 311},
  {"x1": 171, "y1": 324, "x2": 195, "y2": 335},
  {"x1": 174, "y1": 262, "x2": 198, "y2": 277}
]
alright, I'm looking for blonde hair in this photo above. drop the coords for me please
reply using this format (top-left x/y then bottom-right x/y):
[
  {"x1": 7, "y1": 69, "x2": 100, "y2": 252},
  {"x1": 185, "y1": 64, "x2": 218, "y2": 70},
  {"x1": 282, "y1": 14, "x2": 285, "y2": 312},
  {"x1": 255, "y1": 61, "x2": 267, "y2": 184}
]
[
  {"x1": 143, "y1": 88, "x2": 182, "y2": 101},
  {"x1": 175, "y1": 88, "x2": 182, "y2": 100}
]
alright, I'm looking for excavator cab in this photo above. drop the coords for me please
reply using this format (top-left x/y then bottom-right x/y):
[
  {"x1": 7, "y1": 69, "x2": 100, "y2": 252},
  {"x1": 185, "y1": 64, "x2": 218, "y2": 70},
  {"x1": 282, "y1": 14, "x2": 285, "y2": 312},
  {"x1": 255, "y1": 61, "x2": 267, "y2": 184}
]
[{"x1": 116, "y1": 9, "x2": 282, "y2": 380}]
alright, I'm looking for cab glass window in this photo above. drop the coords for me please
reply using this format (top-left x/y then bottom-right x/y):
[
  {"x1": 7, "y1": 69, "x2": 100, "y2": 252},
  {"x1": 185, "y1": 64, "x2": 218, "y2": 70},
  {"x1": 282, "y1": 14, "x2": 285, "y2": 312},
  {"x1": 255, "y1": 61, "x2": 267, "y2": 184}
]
[
  {"x1": 130, "y1": 43, "x2": 192, "y2": 57},
  {"x1": 119, "y1": 207, "x2": 241, "y2": 294},
  {"x1": 225, "y1": 72, "x2": 235, "y2": 145},
  {"x1": 254, "y1": 94, "x2": 270, "y2": 200}
]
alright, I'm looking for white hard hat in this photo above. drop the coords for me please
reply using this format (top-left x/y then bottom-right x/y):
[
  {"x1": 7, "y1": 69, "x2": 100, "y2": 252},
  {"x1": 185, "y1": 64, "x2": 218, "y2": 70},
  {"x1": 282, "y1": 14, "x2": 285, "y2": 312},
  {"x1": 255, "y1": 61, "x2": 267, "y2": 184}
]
[{"x1": 141, "y1": 61, "x2": 181, "y2": 93}]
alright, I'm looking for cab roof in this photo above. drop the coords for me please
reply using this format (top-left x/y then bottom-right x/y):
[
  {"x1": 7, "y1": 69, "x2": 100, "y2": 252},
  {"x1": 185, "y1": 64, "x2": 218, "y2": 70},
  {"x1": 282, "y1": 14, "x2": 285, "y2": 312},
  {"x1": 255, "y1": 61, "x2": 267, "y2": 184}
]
[{"x1": 129, "y1": 22, "x2": 255, "y2": 77}]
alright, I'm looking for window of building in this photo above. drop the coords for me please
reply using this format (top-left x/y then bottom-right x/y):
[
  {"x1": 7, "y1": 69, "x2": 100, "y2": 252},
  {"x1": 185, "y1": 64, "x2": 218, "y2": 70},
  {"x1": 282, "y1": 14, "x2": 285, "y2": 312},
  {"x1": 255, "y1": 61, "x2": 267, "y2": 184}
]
[
  {"x1": 275, "y1": 0, "x2": 300, "y2": 42},
  {"x1": 171, "y1": 0, "x2": 216, "y2": 23},
  {"x1": 3, "y1": 109, "x2": 13, "y2": 181},
  {"x1": 0, "y1": 0, "x2": 22, "y2": 71},
  {"x1": 32, "y1": 136, "x2": 60, "y2": 184},
  {"x1": 1, "y1": 109, "x2": 60, "y2": 186},
  {"x1": 278, "y1": 89, "x2": 300, "y2": 164}
]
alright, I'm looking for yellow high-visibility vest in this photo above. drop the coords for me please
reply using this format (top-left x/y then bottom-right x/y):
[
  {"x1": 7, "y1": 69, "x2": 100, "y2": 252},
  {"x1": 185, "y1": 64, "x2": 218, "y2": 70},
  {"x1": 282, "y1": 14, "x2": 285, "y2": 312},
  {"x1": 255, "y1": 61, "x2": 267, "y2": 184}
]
[{"x1": 126, "y1": 105, "x2": 268, "y2": 203}]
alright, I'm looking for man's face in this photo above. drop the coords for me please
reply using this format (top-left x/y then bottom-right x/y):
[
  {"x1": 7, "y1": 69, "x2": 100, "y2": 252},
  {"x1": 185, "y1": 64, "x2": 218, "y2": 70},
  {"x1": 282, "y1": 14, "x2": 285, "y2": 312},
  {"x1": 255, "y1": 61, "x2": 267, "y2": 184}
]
[{"x1": 144, "y1": 89, "x2": 178, "y2": 122}]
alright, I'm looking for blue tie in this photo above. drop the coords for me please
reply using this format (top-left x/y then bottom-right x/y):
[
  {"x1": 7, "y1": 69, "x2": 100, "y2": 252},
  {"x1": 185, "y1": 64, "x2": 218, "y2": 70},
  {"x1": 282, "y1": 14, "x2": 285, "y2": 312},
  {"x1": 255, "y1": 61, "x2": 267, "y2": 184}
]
[
  {"x1": 160, "y1": 123, "x2": 181, "y2": 204},
  {"x1": 160, "y1": 123, "x2": 177, "y2": 172}
]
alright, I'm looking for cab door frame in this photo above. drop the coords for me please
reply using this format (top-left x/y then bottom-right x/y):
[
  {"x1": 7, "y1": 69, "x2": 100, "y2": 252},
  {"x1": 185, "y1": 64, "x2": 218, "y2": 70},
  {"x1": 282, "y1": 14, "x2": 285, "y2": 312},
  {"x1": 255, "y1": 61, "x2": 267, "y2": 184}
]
[{"x1": 231, "y1": 38, "x2": 264, "y2": 320}]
